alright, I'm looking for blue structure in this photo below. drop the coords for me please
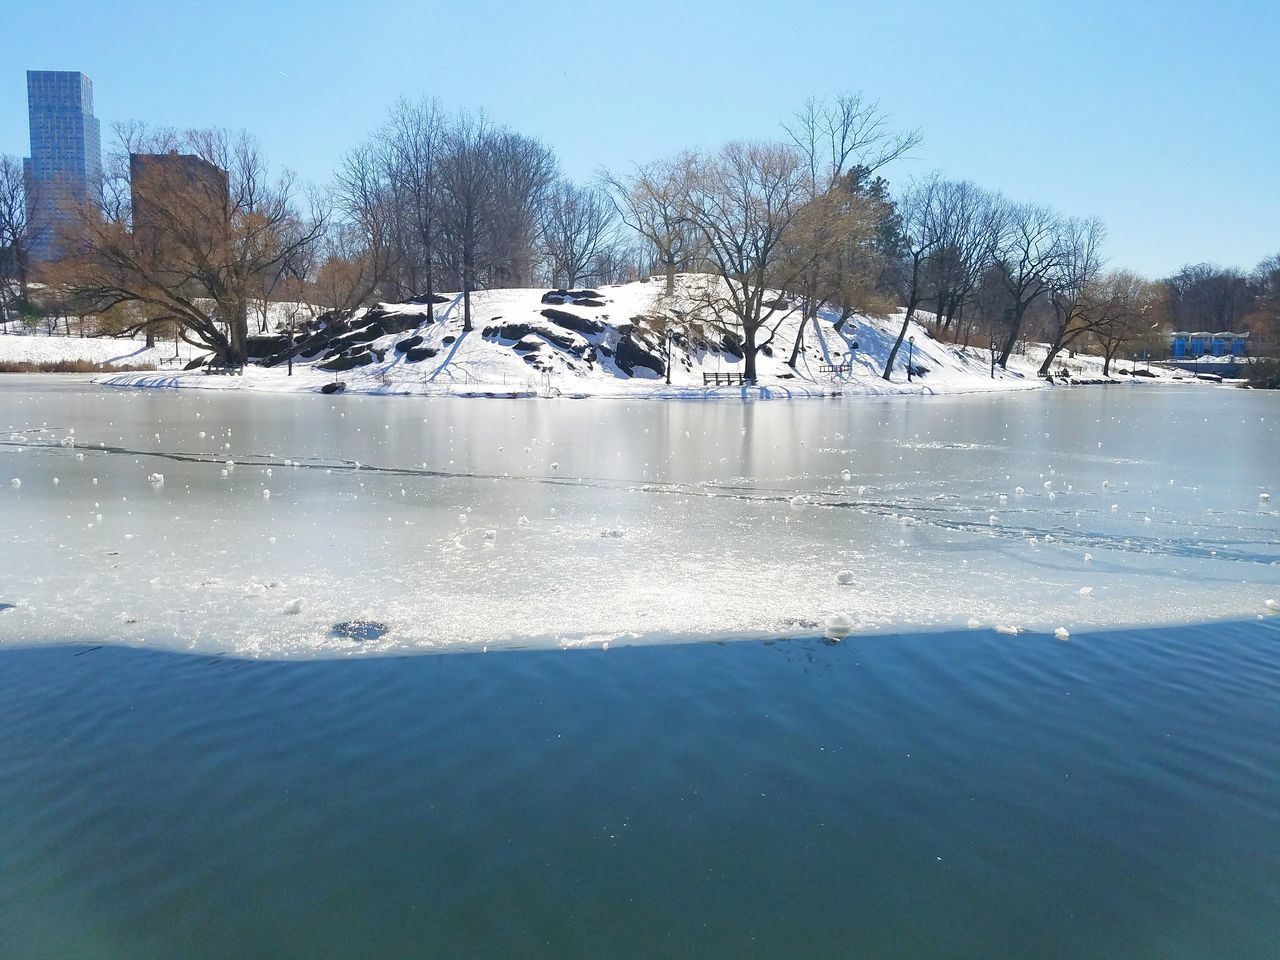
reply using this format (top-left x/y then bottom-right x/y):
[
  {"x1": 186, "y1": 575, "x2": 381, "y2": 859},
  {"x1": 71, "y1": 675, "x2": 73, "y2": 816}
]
[
  {"x1": 1170, "y1": 330, "x2": 1249, "y2": 360},
  {"x1": 24, "y1": 71, "x2": 102, "y2": 262}
]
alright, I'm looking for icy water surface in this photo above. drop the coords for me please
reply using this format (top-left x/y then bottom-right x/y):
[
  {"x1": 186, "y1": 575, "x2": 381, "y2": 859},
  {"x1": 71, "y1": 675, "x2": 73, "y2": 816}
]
[
  {"x1": 1, "y1": 378, "x2": 1277, "y2": 655},
  {"x1": 2, "y1": 620, "x2": 1278, "y2": 959}
]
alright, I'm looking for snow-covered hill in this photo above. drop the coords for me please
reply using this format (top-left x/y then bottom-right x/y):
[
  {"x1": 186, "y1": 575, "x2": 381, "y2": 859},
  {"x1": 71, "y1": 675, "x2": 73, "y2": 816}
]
[{"x1": 5, "y1": 275, "x2": 1197, "y2": 397}]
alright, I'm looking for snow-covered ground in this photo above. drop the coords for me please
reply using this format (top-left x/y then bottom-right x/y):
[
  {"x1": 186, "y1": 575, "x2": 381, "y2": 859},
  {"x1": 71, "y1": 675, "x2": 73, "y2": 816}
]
[
  {"x1": 0, "y1": 301, "x2": 318, "y2": 369},
  {"x1": 73, "y1": 276, "x2": 1196, "y2": 399},
  {"x1": 3, "y1": 277, "x2": 1208, "y2": 397},
  {"x1": 0, "y1": 331, "x2": 201, "y2": 367}
]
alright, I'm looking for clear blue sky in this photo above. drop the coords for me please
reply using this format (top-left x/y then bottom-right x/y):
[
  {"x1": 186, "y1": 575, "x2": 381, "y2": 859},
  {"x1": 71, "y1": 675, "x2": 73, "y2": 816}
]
[{"x1": 3, "y1": 0, "x2": 1276, "y2": 277}]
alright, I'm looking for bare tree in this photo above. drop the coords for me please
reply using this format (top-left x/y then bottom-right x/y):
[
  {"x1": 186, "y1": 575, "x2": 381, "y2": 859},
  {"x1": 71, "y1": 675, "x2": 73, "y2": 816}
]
[
  {"x1": 602, "y1": 156, "x2": 702, "y2": 297},
  {"x1": 0, "y1": 156, "x2": 35, "y2": 329},
  {"x1": 1164, "y1": 262, "x2": 1254, "y2": 333},
  {"x1": 333, "y1": 142, "x2": 401, "y2": 306},
  {"x1": 681, "y1": 142, "x2": 812, "y2": 383},
  {"x1": 437, "y1": 112, "x2": 494, "y2": 333},
  {"x1": 784, "y1": 93, "x2": 922, "y2": 186},
  {"x1": 1246, "y1": 253, "x2": 1280, "y2": 342},
  {"x1": 776, "y1": 96, "x2": 919, "y2": 367},
  {"x1": 1091, "y1": 270, "x2": 1165, "y2": 376},
  {"x1": 993, "y1": 201, "x2": 1064, "y2": 368},
  {"x1": 379, "y1": 98, "x2": 447, "y2": 312},
  {"x1": 540, "y1": 180, "x2": 615, "y2": 288},
  {"x1": 882, "y1": 175, "x2": 944, "y2": 379},
  {"x1": 58, "y1": 126, "x2": 324, "y2": 364},
  {"x1": 923, "y1": 180, "x2": 1002, "y2": 332},
  {"x1": 483, "y1": 130, "x2": 558, "y2": 288},
  {"x1": 774, "y1": 171, "x2": 889, "y2": 366},
  {"x1": 1037, "y1": 217, "x2": 1107, "y2": 376}
]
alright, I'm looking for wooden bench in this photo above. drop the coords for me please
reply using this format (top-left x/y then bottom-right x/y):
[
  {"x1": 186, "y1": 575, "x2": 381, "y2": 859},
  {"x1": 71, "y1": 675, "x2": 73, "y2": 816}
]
[
  {"x1": 702, "y1": 372, "x2": 749, "y2": 387},
  {"x1": 819, "y1": 361, "x2": 854, "y2": 375},
  {"x1": 158, "y1": 356, "x2": 185, "y2": 368},
  {"x1": 203, "y1": 362, "x2": 245, "y2": 376}
]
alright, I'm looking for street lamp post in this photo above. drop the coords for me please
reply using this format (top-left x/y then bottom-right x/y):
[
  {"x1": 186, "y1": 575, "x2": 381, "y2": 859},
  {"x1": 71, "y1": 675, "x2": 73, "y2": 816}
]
[
  {"x1": 990, "y1": 338, "x2": 997, "y2": 379},
  {"x1": 287, "y1": 327, "x2": 294, "y2": 376},
  {"x1": 907, "y1": 336, "x2": 915, "y2": 382}
]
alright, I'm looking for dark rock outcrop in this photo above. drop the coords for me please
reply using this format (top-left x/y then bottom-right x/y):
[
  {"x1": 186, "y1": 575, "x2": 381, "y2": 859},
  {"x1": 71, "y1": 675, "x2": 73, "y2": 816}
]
[
  {"x1": 394, "y1": 335, "x2": 423, "y2": 353},
  {"x1": 320, "y1": 381, "x2": 346, "y2": 394},
  {"x1": 540, "y1": 308, "x2": 605, "y2": 336},
  {"x1": 246, "y1": 335, "x2": 290, "y2": 359},
  {"x1": 318, "y1": 351, "x2": 374, "y2": 372},
  {"x1": 490, "y1": 322, "x2": 581, "y2": 353},
  {"x1": 541, "y1": 288, "x2": 603, "y2": 305},
  {"x1": 614, "y1": 335, "x2": 665, "y2": 377},
  {"x1": 405, "y1": 346, "x2": 438, "y2": 362}
]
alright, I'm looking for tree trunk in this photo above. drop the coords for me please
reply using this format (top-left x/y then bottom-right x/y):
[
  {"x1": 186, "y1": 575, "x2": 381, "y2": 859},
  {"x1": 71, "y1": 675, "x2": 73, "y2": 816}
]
[
  {"x1": 743, "y1": 327, "x2": 758, "y2": 383},
  {"x1": 227, "y1": 300, "x2": 249, "y2": 364},
  {"x1": 423, "y1": 244, "x2": 436, "y2": 322},
  {"x1": 787, "y1": 302, "x2": 810, "y2": 369},
  {"x1": 882, "y1": 306, "x2": 916, "y2": 381},
  {"x1": 1038, "y1": 340, "x2": 1064, "y2": 377},
  {"x1": 462, "y1": 240, "x2": 474, "y2": 333},
  {"x1": 884, "y1": 253, "x2": 923, "y2": 380},
  {"x1": 997, "y1": 304, "x2": 1024, "y2": 369},
  {"x1": 664, "y1": 260, "x2": 675, "y2": 297}
]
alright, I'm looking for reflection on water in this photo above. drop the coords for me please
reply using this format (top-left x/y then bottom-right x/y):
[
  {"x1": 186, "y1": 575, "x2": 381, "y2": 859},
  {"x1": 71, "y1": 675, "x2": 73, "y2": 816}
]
[{"x1": 2, "y1": 619, "x2": 1278, "y2": 959}]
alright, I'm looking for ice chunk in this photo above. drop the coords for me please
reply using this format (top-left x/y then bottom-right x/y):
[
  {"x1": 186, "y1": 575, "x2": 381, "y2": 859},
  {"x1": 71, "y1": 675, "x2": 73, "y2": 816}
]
[
  {"x1": 283, "y1": 598, "x2": 304, "y2": 615},
  {"x1": 824, "y1": 612, "x2": 853, "y2": 639},
  {"x1": 1055, "y1": 627, "x2": 1070, "y2": 641},
  {"x1": 836, "y1": 570, "x2": 855, "y2": 585}
]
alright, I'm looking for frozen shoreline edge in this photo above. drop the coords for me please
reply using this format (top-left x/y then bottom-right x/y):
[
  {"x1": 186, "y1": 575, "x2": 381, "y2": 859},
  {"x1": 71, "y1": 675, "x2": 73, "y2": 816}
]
[{"x1": 4, "y1": 613, "x2": 1277, "y2": 663}]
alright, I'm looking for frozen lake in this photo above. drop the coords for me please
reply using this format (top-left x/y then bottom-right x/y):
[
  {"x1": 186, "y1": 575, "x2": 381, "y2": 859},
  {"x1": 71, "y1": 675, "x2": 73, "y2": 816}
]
[{"x1": 1, "y1": 377, "x2": 1277, "y2": 657}]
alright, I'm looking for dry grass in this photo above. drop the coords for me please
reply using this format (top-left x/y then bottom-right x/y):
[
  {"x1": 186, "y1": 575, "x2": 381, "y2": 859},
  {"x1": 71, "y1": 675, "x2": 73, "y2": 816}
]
[{"x1": 0, "y1": 360, "x2": 157, "y2": 374}]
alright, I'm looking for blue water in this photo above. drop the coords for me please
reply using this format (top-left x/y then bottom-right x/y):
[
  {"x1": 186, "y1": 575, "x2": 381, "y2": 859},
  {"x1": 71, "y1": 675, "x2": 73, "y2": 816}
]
[{"x1": 3, "y1": 619, "x2": 1278, "y2": 958}]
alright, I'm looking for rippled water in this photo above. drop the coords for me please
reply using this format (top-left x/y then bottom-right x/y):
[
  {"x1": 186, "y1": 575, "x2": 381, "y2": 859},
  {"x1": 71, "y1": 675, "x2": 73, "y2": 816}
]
[
  {"x1": 2, "y1": 620, "x2": 1278, "y2": 959},
  {"x1": 1, "y1": 379, "x2": 1277, "y2": 655}
]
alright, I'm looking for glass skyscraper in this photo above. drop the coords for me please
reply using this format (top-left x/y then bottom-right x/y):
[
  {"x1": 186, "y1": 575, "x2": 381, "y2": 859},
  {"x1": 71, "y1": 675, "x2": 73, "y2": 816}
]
[{"x1": 24, "y1": 70, "x2": 102, "y2": 262}]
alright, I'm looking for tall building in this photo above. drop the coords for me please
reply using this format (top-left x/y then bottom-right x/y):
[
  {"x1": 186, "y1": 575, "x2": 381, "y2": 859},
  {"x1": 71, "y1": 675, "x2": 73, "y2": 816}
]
[
  {"x1": 129, "y1": 151, "x2": 229, "y2": 274},
  {"x1": 24, "y1": 70, "x2": 103, "y2": 262}
]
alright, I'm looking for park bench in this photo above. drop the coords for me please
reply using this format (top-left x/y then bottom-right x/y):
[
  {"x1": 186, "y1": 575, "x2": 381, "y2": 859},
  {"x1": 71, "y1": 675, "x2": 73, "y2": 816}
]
[
  {"x1": 202, "y1": 361, "x2": 245, "y2": 376},
  {"x1": 818, "y1": 361, "x2": 854, "y2": 375},
  {"x1": 157, "y1": 355, "x2": 185, "y2": 368},
  {"x1": 702, "y1": 372, "x2": 749, "y2": 387}
]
